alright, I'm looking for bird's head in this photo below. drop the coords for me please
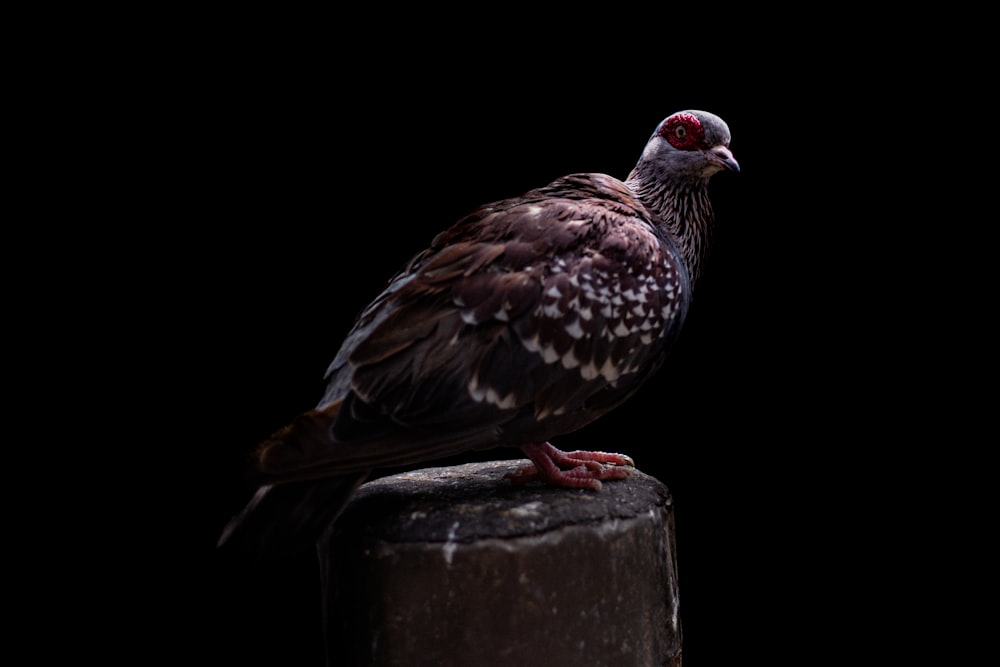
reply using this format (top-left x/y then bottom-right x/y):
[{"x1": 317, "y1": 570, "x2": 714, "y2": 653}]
[{"x1": 636, "y1": 110, "x2": 739, "y2": 182}]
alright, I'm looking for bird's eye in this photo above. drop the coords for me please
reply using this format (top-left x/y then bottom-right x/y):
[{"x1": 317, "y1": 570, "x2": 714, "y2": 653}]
[{"x1": 661, "y1": 113, "x2": 704, "y2": 150}]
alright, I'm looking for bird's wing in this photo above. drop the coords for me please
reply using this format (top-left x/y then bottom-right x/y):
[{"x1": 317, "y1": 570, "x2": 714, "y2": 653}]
[{"x1": 255, "y1": 175, "x2": 690, "y2": 481}]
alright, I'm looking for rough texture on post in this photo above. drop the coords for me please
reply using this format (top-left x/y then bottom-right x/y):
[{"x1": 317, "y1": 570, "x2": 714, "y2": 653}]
[{"x1": 322, "y1": 460, "x2": 681, "y2": 667}]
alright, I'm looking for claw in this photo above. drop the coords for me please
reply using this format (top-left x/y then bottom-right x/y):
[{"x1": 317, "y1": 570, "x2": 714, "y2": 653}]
[{"x1": 505, "y1": 442, "x2": 635, "y2": 490}]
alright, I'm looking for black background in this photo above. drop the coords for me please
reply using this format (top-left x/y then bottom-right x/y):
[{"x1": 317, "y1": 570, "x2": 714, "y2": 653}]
[{"x1": 113, "y1": 21, "x2": 977, "y2": 667}]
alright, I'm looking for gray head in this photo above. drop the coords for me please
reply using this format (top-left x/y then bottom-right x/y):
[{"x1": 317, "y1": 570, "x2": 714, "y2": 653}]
[{"x1": 634, "y1": 110, "x2": 739, "y2": 183}]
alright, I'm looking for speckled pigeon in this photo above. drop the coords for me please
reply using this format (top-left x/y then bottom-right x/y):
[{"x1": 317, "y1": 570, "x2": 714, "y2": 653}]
[{"x1": 219, "y1": 110, "x2": 738, "y2": 555}]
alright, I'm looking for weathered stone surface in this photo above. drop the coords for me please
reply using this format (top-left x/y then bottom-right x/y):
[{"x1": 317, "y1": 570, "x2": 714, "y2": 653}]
[{"x1": 322, "y1": 460, "x2": 681, "y2": 667}]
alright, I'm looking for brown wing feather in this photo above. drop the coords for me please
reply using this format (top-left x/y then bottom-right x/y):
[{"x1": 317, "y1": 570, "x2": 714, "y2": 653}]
[{"x1": 255, "y1": 174, "x2": 690, "y2": 481}]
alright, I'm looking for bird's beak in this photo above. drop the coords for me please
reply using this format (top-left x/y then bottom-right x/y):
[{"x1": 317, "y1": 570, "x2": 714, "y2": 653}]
[{"x1": 709, "y1": 145, "x2": 740, "y2": 173}]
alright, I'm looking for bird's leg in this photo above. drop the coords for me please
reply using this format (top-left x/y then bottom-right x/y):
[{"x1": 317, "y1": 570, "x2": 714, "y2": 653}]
[{"x1": 505, "y1": 442, "x2": 635, "y2": 491}]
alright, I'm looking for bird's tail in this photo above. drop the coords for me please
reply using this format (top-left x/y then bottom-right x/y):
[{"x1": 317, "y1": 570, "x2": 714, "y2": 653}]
[
  {"x1": 217, "y1": 473, "x2": 369, "y2": 561},
  {"x1": 218, "y1": 400, "x2": 369, "y2": 560},
  {"x1": 252, "y1": 403, "x2": 346, "y2": 482}
]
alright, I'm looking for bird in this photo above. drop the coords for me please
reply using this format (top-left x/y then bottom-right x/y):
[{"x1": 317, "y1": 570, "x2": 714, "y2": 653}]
[{"x1": 219, "y1": 109, "x2": 738, "y2": 557}]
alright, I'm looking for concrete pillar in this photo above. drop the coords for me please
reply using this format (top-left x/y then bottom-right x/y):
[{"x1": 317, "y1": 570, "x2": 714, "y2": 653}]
[{"x1": 322, "y1": 460, "x2": 681, "y2": 667}]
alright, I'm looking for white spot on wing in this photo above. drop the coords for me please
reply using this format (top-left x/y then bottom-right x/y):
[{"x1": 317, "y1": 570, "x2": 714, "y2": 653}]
[
  {"x1": 521, "y1": 335, "x2": 542, "y2": 352},
  {"x1": 599, "y1": 358, "x2": 620, "y2": 382},
  {"x1": 486, "y1": 388, "x2": 517, "y2": 409},
  {"x1": 468, "y1": 374, "x2": 485, "y2": 402},
  {"x1": 468, "y1": 374, "x2": 517, "y2": 408}
]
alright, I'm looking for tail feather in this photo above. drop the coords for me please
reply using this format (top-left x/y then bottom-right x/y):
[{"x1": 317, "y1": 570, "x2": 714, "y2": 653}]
[
  {"x1": 253, "y1": 402, "x2": 344, "y2": 482},
  {"x1": 218, "y1": 473, "x2": 370, "y2": 560},
  {"x1": 219, "y1": 400, "x2": 371, "y2": 559},
  {"x1": 219, "y1": 391, "x2": 493, "y2": 559}
]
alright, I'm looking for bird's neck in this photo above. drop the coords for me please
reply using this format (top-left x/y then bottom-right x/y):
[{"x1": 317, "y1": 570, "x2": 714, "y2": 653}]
[{"x1": 625, "y1": 170, "x2": 715, "y2": 286}]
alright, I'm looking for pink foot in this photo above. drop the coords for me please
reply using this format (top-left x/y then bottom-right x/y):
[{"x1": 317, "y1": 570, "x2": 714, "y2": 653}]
[{"x1": 505, "y1": 442, "x2": 635, "y2": 491}]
